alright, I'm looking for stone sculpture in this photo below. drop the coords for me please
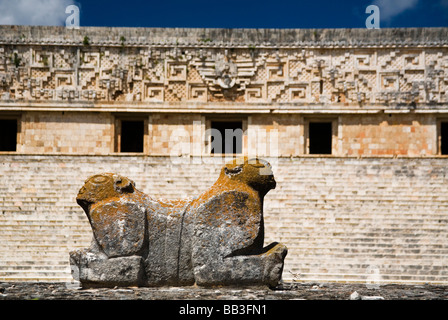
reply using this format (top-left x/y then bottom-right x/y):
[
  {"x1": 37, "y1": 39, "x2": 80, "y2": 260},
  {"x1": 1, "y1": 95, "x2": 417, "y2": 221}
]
[{"x1": 69, "y1": 157, "x2": 287, "y2": 288}]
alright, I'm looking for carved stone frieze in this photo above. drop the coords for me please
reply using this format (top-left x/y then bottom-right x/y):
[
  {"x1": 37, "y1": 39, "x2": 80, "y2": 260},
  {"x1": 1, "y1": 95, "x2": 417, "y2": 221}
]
[{"x1": 0, "y1": 26, "x2": 447, "y2": 105}]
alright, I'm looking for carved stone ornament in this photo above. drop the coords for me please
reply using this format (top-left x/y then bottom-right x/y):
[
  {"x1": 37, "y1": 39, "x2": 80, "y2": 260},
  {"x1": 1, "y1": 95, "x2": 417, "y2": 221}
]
[
  {"x1": 1, "y1": 26, "x2": 448, "y2": 104},
  {"x1": 69, "y1": 157, "x2": 288, "y2": 288},
  {"x1": 215, "y1": 55, "x2": 238, "y2": 89}
]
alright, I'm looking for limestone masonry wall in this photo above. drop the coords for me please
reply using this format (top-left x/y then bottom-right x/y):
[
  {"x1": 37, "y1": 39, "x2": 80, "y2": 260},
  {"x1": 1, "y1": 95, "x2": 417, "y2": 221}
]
[
  {"x1": 340, "y1": 113, "x2": 436, "y2": 157},
  {"x1": 0, "y1": 155, "x2": 447, "y2": 284},
  {"x1": 10, "y1": 111, "x2": 442, "y2": 157},
  {"x1": 20, "y1": 112, "x2": 114, "y2": 154}
]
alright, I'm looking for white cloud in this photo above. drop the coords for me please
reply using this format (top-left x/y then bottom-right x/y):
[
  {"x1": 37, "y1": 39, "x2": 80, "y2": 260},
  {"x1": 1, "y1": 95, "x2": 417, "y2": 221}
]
[
  {"x1": 0, "y1": 0, "x2": 78, "y2": 26},
  {"x1": 372, "y1": 0, "x2": 419, "y2": 21}
]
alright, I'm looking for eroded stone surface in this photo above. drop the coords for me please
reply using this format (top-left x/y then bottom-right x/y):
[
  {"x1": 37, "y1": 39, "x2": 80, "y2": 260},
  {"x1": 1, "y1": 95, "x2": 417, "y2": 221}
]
[
  {"x1": 69, "y1": 157, "x2": 287, "y2": 288},
  {"x1": 1, "y1": 282, "x2": 448, "y2": 300}
]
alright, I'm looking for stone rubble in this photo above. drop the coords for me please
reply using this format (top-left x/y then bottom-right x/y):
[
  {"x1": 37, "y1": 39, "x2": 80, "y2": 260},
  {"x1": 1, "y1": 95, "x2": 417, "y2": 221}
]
[{"x1": 350, "y1": 291, "x2": 384, "y2": 300}]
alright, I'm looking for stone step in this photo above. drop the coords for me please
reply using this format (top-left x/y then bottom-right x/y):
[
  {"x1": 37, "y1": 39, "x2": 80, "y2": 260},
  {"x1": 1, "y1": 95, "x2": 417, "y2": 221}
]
[
  {"x1": 1, "y1": 252, "x2": 76, "y2": 259},
  {"x1": 0, "y1": 265, "x2": 69, "y2": 272},
  {"x1": 285, "y1": 274, "x2": 448, "y2": 284},
  {"x1": 0, "y1": 274, "x2": 73, "y2": 282},
  {"x1": 2, "y1": 155, "x2": 448, "y2": 283}
]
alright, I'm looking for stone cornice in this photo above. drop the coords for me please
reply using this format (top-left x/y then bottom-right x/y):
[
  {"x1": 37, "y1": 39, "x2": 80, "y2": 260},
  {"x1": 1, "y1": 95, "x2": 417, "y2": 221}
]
[
  {"x1": 1, "y1": 100, "x2": 447, "y2": 114},
  {"x1": 0, "y1": 25, "x2": 447, "y2": 48}
]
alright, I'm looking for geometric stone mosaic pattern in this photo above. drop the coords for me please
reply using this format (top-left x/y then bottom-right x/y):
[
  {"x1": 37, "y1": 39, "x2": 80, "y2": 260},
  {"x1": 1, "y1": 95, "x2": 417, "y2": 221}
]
[{"x1": 1, "y1": 26, "x2": 447, "y2": 106}]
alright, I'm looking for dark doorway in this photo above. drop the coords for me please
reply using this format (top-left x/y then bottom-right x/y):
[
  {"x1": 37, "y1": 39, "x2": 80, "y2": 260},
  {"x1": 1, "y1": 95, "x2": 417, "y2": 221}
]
[
  {"x1": 211, "y1": 121, "x2": 243, "y2": 154},
  {"x1": 441, "y1": 122, "x2": 448, "y2": 155},
  {"x1": 120, "y1": 120, "x2": 144, "y2": 153},
  {"x1": 309, "y1": 122, "x2": 332, "y2": 154},
  {"x1": 0, "y1": 119, "x2": 17, "y2": 151}
]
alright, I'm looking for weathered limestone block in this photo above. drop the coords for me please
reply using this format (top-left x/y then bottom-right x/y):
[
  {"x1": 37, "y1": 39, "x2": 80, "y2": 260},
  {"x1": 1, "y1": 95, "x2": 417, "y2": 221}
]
[
  {"x1": 70, "y1": 246, "x2": 145, "y2": 287},
  {"x1": 69, "y1": 157, "x2": 287, "y2": 288}
]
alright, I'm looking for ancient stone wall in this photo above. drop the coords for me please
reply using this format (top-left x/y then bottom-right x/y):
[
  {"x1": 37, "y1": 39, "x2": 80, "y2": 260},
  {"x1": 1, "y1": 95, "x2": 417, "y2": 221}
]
[
  {"x1": 2, "y1": 111, "x2": 441, "y2": 157},
  {"x1": 19, "y1": 112, "x2": 114, "y2": 154},
  {"x1": 1, "y1": 26, "x2": 447, "y2": 107},
  {"x1": 340, "y1": 113, "x2": 436, "y2": 156},
  {"x1": 0, "y1": 155, "x2": 447, "y2": 284}
]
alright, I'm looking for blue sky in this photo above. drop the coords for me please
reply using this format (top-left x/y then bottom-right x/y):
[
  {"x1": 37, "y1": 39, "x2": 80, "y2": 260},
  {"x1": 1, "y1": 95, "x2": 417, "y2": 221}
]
[{"x1": 0, "y1": 0, "x2": 447, "y2": 28}]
